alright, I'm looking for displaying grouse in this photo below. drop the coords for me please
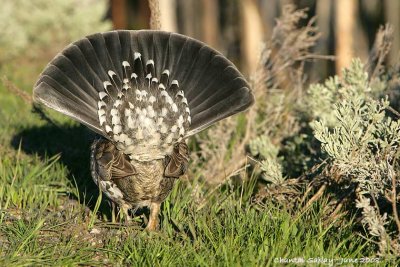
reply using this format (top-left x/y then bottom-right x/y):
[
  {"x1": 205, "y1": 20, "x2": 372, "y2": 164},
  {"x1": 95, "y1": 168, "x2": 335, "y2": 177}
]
[{"x1": 33, "y1": 30, "x2": 254, "y2": 230}]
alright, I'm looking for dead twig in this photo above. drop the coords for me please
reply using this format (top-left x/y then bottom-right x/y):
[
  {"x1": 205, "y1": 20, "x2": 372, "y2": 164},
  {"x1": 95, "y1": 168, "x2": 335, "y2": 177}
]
[
  {"x1": 367, "y1": 24, "x2": 394, "y2": 81},
  {"x1": 1, "y1": 76, "x2": 32, "y2": 104},
  {"x1": 299, "y1": 184, "x2": 314, "y2": 207},
  {"x1": 1, "y1": 75, "x2": 64, "y2": 129},
  {"x1": 301, "y1": 184, "x2": 327, "y2": 212},
  {"x1": 386, "y1": 106, "x2": 400, "y2": 118},
  {"x1": 329, "y1": 198, "x2": 347, "y2": 222},
  {"x1": 389, "y1": 162, "x2": 400, "y2": 237}
]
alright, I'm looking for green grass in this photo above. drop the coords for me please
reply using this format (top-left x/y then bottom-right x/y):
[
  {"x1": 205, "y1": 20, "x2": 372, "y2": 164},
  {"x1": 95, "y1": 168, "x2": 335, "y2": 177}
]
[{"x1": 0, "y1": 82, "x2": 397, "y2": 266}]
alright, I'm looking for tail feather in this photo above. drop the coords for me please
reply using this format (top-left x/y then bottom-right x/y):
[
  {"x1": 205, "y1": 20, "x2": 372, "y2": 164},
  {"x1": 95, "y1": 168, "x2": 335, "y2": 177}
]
[
  {"x1": 171, "y1": 40, "x2": 205, "y2": 95},
  {"x1": 188, "y1": 55, "x2": 235, "y2": 106},
  {"x1": 62, "y1": 45, "x2": 103, "y2": 96},
  {"x1": 181, "y1": 46, "x2": 214, "y2": 100},
  {"x1": 191, "y1": 76, "x2": 247, "y2": 115},
  {"x1": 34, "y1": 80, "x2": 103, "y2": 135},
  {"x1": 87, "y1": 33, "x2": 121, "y2": 83},
  {"x1": 39, "y1": 68, "x2": 93, "y2": 107},
  {"x1": 118, "y1": 31, "x2": 133, "y2": 67},
  {"x1": 103, "y1": 32, "x2": 123, "y2": 78},
  {"x1": 151, "y1": 32, "x2": 171, "y2": 78},
  {"x1": 189, "y1": 86, "x2": 251, "y2": 135},
  {"x1": 73, "y1": 39, "x2": 110, "y2": 83},
  {"x1": 34, "y1": 30, "x2": 254, "y2": 158}
]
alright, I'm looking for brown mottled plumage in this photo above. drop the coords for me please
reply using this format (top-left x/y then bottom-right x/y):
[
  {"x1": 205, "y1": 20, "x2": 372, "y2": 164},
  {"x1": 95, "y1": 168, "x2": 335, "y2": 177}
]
[
  {"x1": 33, "y1": 30, "x2": 254, "y2": 230},
  {"x1": 90, "y1": 138, "x2": 182, "y2": 229}
]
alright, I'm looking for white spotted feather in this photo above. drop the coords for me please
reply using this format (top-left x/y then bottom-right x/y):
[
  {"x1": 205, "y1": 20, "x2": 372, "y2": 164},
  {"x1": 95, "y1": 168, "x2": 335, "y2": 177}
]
[{"x1": 96, "y1": 58, "x2": 191, "y2": 161}]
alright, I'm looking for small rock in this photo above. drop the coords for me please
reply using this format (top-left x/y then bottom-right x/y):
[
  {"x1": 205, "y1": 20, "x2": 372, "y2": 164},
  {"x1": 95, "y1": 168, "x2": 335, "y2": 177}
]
[{"x1": 90, "y1": 228, "x2": 101, "y2": 234}]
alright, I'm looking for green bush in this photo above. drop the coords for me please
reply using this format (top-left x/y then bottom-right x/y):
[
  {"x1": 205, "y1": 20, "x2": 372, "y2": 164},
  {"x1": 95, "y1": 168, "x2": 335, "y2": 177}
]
[
  {"x1": 0, "y1": 0, "x2": 111, "y2": 85},
  {"x1": 309, "y1": 59, "x2": 400, "y2": 256}
]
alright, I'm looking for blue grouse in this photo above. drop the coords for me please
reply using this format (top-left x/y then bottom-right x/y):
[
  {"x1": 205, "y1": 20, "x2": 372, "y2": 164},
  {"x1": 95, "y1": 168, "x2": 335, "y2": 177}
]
[{"x1": 33, "y1": 30, "x2": 254, "y2": 230}]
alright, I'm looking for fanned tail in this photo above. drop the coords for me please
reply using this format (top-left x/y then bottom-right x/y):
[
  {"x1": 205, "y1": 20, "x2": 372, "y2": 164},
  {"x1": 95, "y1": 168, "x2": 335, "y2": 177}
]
[{"x1": 34, "y1": 30, "x2": 254, "y2": 159}]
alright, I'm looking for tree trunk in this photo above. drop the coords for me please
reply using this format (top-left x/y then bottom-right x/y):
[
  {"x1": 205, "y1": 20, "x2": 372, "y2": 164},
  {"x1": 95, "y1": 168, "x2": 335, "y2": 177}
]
[
  {"x1": 240, "y1": 0, "x2": 264, "y2": 75},
  {"x1": 384, "y1": 0, "x2": 400, "y2": 65},
  {"x1": 313, "y1": 0, "x2": 333, "y2": 79},
  {"x1": 201, "y1": 0, "x2": 219, "y2": 49},
  {"x1": 179, "y1": 0, "x2": 201, "y2": 38},
  {"x1": 159, "y1": 0, "x2": 177, "y2": 32},
  {"x1": 111, "y1": 0, "x2": 128, "y2": 29},
  {"x1": 335, "y1": 0, "x2": 357, "y2": 74},
  {"x1": 148, "y1": 0, "x2": 161, "y2": 30}
]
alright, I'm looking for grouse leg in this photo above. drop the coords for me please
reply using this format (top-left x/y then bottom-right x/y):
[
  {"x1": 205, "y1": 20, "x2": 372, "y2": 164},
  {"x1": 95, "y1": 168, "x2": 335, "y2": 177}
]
[{"x1": 145, "y1": 202, "x2": 161, "y2": 231}]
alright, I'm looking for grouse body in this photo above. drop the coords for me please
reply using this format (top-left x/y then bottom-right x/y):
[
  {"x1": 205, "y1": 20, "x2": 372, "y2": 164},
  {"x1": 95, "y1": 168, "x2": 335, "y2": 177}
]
[{"x1": 33, "y1": 30, "x2": 254, "y2": 230}]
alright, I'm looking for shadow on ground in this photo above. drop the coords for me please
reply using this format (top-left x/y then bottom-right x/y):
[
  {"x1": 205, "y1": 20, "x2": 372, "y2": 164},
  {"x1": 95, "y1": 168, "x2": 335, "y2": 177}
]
[{"x1": 11, "y1": 123, "x2": 112, "y2": 216}]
